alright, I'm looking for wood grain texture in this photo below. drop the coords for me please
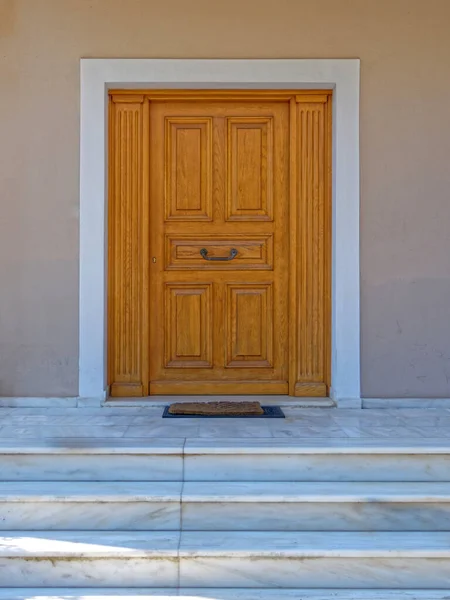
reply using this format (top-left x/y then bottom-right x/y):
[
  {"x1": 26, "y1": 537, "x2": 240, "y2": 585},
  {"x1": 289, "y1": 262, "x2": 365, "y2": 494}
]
[
  {"x1": 227, "y1": 117, "x2": 273, "y2": 221},
  {"x1": 150, "y1": 381, "x2": 289, "y2": 395},
  {"x1": 165, "y1": 117, "x2": 212, "y2": 221},
  {"x1": 165, "y1": 234, "x2": 273, "y2": 270},
  {"x1": 164, "y1": 283, "x2": 213, "y2": 368},
  {"x1": 110, "y1": 89, "x2": 332, "y2": 100},
  {"x1": 294, "y1": 382, "x2": 328, "y2": 397},
  {"x1": 294, "y1": 96, "x2": 332, "y2": 396},
  {"x1": 226, "y1": 283, "x2": 273, "y2": 368},
  {"x1": 288, "y1": 97, "x2": 298, "y2": 396},
  {"x1": 108, "y1": 96, "x2": 146, "y2": 397},
  {"x1": 148, "y1": 99, "x2": 289, "y2": 394},
  {"x1": 107, "y1": 90, "x2": 331, "y2": 398}
]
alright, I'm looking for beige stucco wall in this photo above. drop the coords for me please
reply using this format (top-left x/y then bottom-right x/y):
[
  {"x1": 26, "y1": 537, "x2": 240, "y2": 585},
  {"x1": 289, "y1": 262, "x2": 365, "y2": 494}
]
[{"x1": 0, "y1": 0, "x2": 449, "y2": 398}]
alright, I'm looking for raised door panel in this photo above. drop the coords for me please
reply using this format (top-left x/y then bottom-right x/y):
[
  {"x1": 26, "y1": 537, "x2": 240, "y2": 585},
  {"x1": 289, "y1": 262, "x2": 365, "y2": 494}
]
[
  {"x1": 165, "y1": 234, "x2": 273, "y2": 270},
  {"x1": 226, "y1": 284, "x2": 273, "y2": 368},
  {"x1": 164, "y1": 283, "x2": 213, "y2": 368},
  {"x1": 226, "y1": 117, "x2": 273, "y2": 221},
  {"x1": 165, "y1": 117, "x2": 212, "y2": 221}
]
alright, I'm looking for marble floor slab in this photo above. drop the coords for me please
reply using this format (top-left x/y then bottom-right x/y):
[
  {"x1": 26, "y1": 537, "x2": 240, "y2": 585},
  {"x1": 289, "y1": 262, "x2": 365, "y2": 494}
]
[{"x1": 0, "y1": 407, "x2": 450, "y2": 443}]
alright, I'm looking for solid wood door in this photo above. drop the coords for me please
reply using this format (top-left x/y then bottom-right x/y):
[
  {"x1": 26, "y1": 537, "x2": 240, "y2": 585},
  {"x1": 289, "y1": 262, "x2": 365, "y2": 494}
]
[
  {"x1": 148, "y1": 101, "x2": 290, "y2": 394},
  {"x1": 108, "y1": 90, "x2": 331, "y2": 398}
]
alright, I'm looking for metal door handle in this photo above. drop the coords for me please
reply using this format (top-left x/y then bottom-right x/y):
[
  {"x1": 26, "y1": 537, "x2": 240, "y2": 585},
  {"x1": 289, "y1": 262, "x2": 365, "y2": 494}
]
[{"x1": 200, "y1": 248, "x2": 238, "y2": 261}]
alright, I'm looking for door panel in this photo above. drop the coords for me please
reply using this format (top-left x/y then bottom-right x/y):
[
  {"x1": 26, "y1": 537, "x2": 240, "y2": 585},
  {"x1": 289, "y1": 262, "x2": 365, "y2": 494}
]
[
  {"x1": 149, "y1": 101, "x2": 289, "y2": 394},
  {"x1": 226, "y1": 284, "x2": 273, "y2": 368},
  {"x1": 165, "y1": 117, "x2": 213, "y2": 221},
  {"x1": 165, "y1": 235, "x2": 273, "y2": 270},
  {"x1": 227, "y1": 117, "x2": 273, "y2": 220},
  {"x1": 164, "y1": 283, "x2": 213, "y2": 368}
]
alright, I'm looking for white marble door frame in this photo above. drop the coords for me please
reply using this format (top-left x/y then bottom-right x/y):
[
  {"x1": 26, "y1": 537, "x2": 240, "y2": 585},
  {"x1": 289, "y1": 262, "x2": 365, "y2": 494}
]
[{"x1": 79, "y1": 59, "x2": 361, "y2": 407}]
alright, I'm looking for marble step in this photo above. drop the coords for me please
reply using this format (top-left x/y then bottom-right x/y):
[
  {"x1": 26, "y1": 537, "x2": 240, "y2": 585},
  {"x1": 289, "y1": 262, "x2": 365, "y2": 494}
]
[
  {"x1": 184, "y1": 438, "x2": 450, "y2": 481},
  {"x1": 177, "y1": 530, "x2": 450, "y2": 588},
  {"x1": 1, "y1": 591, "x2": 450, "y2": 600},
  {"x1": 4, "y1": 481, "x2": 450, "y2": 531},
  {"x1": 0, "y1": 482, "x2": 182, "y2": 530},
  {"x1": 2, "y1": 531, "x2": 450, "y2": 588},
  {"x1": 2, "y1": 438, "x2": 450, "y2": 482},
  {"x1": 0, "y1": 439, "x2": 184, "y2": 481},
  {"x1": 0, "y1": 531, "x2": 179, "y2": 587},
  {"x1": 181, "y1": 481, "x2": 450, "y2": 530}
]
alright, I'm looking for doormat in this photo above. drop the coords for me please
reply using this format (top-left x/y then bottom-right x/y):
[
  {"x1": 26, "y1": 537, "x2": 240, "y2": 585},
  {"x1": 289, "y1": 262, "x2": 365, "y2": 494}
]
[{"x1": 163, "y1": 402, "x2": 285, "y2": 418}]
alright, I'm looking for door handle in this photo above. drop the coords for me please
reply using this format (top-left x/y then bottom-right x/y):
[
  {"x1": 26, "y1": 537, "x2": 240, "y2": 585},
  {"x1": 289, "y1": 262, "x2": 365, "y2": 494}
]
[{"x1": 200, "y1": 248, "x2": 238, "y2": 261}]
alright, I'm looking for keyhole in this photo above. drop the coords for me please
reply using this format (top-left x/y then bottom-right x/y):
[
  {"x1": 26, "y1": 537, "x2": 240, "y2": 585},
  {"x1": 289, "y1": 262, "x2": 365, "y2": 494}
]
[{"x1": 152, "y1": 257, "x2": 156, "y2": 263}]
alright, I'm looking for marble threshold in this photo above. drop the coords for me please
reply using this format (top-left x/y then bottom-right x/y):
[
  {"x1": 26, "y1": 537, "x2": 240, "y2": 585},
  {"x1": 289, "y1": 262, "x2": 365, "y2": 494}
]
[{"x1": 2, "y1": 437, "x2": 450, "y2": 454}]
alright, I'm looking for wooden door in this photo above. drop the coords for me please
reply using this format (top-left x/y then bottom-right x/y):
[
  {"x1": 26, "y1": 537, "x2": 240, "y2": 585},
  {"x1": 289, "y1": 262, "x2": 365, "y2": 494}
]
[
  {"x1": 108, "y1": 91, "x2": 331, "y2": 398},
  {"x1": 148, "y1": 101, "x2": 289, "y2": 394}
]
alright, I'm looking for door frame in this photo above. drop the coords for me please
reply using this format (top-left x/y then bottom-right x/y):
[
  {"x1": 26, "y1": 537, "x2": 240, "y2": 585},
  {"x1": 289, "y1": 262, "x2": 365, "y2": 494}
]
[{"x1": 79, "y1": 59, "x2": 361, "y2": 407}]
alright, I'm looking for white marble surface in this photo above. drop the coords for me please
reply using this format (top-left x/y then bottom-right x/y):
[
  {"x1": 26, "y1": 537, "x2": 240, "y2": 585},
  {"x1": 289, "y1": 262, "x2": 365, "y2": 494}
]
[
  {"x1": 4, "y1": 481, "x2": 450, "y2": 532},
  {"x1": 178, "y1": 531, "x2": 450, "y2": 556},
  {"x1": 179, "y1": 556, "x2": 450, "y2": 588},
  {"x1": 177, "y1": 592, "x2": 450, "y2": 600},
  {"x1": 181, "y1": 481, "x2": 450, "y2": 530},
  {"x1": 183, "y1": 437, "x2": 450, "y2": 453},
  {"x1": 0, "y1": 532, "x2": 179, "y2": 587},
  {"x1": 0, "y1": 531, "x2": 179, "y2": 557},
  {"x1": 0, "y1": 426, "x2": 131, "y2": 438},
  {"x1": 3, "y1": 531, "x2": 450, "y2": 589},
  {"x1": 0, "y1": 558, "x2": 177, "y2": 587},
  {"x1": 0, "y1": 482, "x2": 182, "y2": 531},
  {"x1": 0, "y1": 438, "x2": 185, "y2": 454},
  {"x1": 0, "y1": 453, "x2": 183, "y2": 481},
  {"x1": 0, "y1": 481, "x2": 181, "y2": 501},
  {"x1": 0, "y1": 407, "x2": 450, "y2": 442},
  {"x1": 178, "y1": 532, "x2": 450, "y2": 588},
  {"x1": 0, "y1": 591, "x2": 179, "y2": 600},
  {"x1": 364, "y1": 398, "x2": 450, "y2": 408},
  {"x1": 183, "y1": 451, "x2": 450, "y2": 482},
  {"x1": 1, "y1": 591, "x2": 450, "y2": 600},
  {"x1": 181, "y1": 481, "x2": 450, "y2": 502},
  {"x1": 181, "y1": 500, "x2": 450, "y2": 531}
]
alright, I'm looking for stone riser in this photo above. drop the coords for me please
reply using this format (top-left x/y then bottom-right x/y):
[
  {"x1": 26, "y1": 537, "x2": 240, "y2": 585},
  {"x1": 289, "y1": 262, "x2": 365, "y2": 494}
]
[
  {"x1": 179, "y1": 557, "x2": 450, "y2": 588},
  {"x1": 184, "y1": 453, "x2": 450, "y2": 482},
  {"x1": 3, "y1": 499, "x2": 450, "y2": 531},
  {"x1": 2, "y1": 452, "x2": 450, "y2": 481},
  {"x1": 1, "y1": 556, "x2": 450, "y2": 588},
  {"x1": 0, "y1": 455, "x2": 182, "y2": 481},
  {"x1": 1, "y1": 531, "x2": 450, "y2": 589},
  {"x1": 182, "y1": 500, "x2": 450, "y2": 531},
  {"x1": 0, "y1": 501, "x2": 180, "y2": 530},
  {"x1": 3, "y1": 480, "x2": 450, "y2": 531}
]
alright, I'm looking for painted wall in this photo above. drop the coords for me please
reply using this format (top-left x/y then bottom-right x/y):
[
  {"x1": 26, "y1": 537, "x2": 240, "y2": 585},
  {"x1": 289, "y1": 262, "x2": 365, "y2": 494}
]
[{"x1": 0, "y1": 0, "x2": 449, "y2": 398}]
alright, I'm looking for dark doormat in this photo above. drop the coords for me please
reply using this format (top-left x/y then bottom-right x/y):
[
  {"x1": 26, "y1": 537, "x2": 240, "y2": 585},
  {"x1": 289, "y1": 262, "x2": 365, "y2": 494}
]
[{"x1": 163, "y1": 402, "x2": 285, "y2": 418}]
